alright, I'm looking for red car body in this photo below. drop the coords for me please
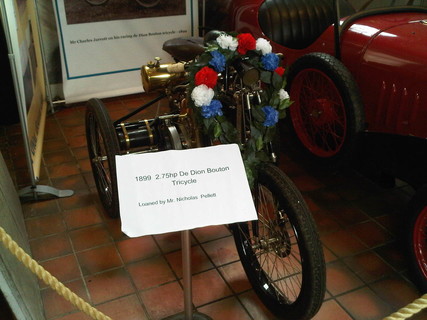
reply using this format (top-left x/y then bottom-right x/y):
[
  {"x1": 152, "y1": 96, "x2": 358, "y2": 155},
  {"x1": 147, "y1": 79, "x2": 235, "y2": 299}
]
[
  {"x1": 226, "y1": 0, "x2": 427, "y2": 292},
  {"x1": 230, "y1": 1, "x2": 427, "y2": 138}
]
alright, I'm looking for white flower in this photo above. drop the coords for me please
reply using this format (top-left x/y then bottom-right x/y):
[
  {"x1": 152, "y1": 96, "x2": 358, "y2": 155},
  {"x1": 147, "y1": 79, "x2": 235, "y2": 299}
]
[
  {"x1": 216, "y1": 34, "x2": 238, "y2": 51},
  {"x1": 256, "y1": 38, "x2": 272, "y2": 55},
  {"x1": 278, "y1": 89, "x2": 290, "y2": 101},
  {"x1": 191, "y1": 85, "x2": 214, "y2": 107}
]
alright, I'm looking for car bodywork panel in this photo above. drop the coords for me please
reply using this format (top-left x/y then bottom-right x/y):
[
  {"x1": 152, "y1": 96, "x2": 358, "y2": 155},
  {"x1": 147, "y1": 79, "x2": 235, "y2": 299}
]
[{"x1": 231, "y1": 1, "x2": 427, "y2": 138}]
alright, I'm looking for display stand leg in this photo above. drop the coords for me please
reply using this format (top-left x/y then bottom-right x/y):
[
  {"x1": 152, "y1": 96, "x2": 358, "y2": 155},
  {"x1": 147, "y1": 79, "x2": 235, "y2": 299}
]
[
  {"x1": 163, "y1": 230, "x2": 212, "y2": 320},
  {"x1": 18, "y1": 185, "x2": 74, "y2": 202}
]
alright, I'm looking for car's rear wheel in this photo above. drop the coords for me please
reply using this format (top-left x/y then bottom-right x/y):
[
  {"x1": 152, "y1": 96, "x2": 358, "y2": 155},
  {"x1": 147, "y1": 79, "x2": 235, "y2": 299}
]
[
  {"x1": 407, "y1": 185, "x2": 427, "y2": 292},
  {"x1": 286, "y1": 52, "x2": 364, "y2": 167}
]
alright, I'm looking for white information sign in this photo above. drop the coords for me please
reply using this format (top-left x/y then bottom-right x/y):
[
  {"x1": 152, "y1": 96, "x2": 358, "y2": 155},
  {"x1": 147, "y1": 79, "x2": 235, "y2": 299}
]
[{"x1": 116, "y1": 144, "x2": 257, "y2": 237}]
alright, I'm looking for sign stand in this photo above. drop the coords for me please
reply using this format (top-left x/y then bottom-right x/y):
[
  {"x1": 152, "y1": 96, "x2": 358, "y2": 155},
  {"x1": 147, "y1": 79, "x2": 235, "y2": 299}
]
[
  {"x1": 116, "y1": 145, "x2": 257, "y2": 319},
  {"x1": 163, "y1": 230, "x2": 212, "y2": 320}
]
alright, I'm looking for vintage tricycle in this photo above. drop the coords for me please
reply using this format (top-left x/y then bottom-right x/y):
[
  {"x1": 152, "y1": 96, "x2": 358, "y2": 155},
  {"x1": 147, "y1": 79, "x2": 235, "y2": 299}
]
[{"x1": 85, "y1": 31, "x2": 326, "y2": 319}]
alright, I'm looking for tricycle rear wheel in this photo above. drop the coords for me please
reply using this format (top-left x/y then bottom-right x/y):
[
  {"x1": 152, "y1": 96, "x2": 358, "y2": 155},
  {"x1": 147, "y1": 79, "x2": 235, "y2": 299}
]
[{"x1": 86, "y1": 98, "x2": 120, "y2": 218}]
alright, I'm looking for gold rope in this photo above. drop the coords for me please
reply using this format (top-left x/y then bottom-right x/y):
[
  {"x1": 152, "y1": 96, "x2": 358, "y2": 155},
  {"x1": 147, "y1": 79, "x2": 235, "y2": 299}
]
[
  {"x1": 383, "y1": 294, "x2": 427, "y2": 320},
  {"x1": 0, "y1": 226, "x2": 112, "y2": 320}
]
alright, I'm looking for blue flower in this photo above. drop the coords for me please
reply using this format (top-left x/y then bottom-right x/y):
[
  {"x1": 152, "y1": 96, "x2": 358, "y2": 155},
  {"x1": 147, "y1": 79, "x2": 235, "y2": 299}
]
[
  {"x1": 261, "y1": 53, "x2": 279, "y2": 71},
  {"x1": 201, "y1": 100, "x2": 223, "y2": 118},
  {"x1": 209, "y1": 51, "x2": 226, "y2": 72},
  {"x1": 262, "y1": 106, "x2": 279, "y2": 127}
]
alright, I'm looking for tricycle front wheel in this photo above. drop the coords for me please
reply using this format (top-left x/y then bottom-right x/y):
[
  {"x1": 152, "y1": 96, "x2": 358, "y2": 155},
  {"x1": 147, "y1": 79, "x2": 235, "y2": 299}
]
[{"x1": 231, "y1": 164, "x2": 325, "y2": 319}]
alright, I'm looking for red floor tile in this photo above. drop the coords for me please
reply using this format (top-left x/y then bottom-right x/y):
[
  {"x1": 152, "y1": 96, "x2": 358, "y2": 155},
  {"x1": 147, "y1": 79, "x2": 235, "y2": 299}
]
[
  {"x1": 321, "y1": 229, "x2": 368, "y2": 257},
  {"x1": 326, "y1": 261, "x2": 364, "y2": 296},
  {"x1": 328, "y1": 204, "x2": 371, "y2": 226},
  {"x1": 291, "y1": 174, "x2": 325, "y2": 192},
  {"x1": 41, "y1": 279, "x2": 89, "y2": 319},
  {"x1": 69, "y1": 224, "x2": 112, "y2": 251},
  {"x1": 139, "y1": 281, "x2": 184, "y2": 320},
  {"x1": 57, "y1": 188, "x2": 96, "y2": 211},
  {"x1": 312, "y1": 299, "x2": 353, "y2": 320},
  {"x1": 153, "y1": 231, "x2": 185, "y2": 253},
  {"x1": 39, "y1": 254, "x2": 81, "y2": 289},
  {"x1": 337, "y1": 287, "x2": 393, "y2": 320},
  {"x1": 78, "y1": 158, "x2": 92, "y2": 173},
  {"x1": 30, "y1": 233, "x2": 73, "y2": 261},
  {"x1": 85, "y1": 268, "x2": 135, "y2": 304},
  {"x1": 165, "y1": 245, "x2": 213, "y2": 278},
  {"x1": 43, "y1": 149, "x2": 75, "y2": 166},
  {"x1": 201, "y1": 236, "x2": 240, "y2": 267},
  {"x1": 53, "y1": 311, "x2": 93, "y2": 320},
  {"x1": 218, "y1": 261, "x2": 252, "y2": 293},
  {"x1": 197, "y1": 296, "x2": 252, "y2": 320},
  {"x1": 76, "y1": 244, "x2": 123, "y2": 275},
  {"x1": 22, "y1": 199, "x2": 60, "y2": 219},
  {"x1": 370, "y1": 274, "x2": 422, "y2": 310},
  {"x1": 238, "y1": 290, "x2": 277, "y2": 320},
  {"x1": 96, "y1": 295, "x2": 149, "y2": 320},
  {"x1": 191, "y1": 225, "x2": 231, "y2": 243},
  {"x1": 63, "y1": 205, "x2": 103, "y2": 229},
  {"x1": 72, "y1": 146, "x2": 89, "y2": 160},
  {"x1": 343, "y1": 251, "x2": 394, "y2": 283},
  {"x1": 189, "y1": 269, "x2": 233, "y2": 307},
  {"x1": 25, "y1": 214, "x2": 66, "y2": 239},
  {"x1": 117, "y1": 236, "x2": 161, "y2": 263},
  {"x1": 349, "y1": 220, "x2": 393, "y2": 248},
  {"x1": 62, "y1": 124, "x2": 86, "y2": 138},
  {"x1": 67, "y1": 134, "x2": 87, "y2": 149},
  {"x1": 127, "y1": 256, "x2": 176, "y2": 290}
]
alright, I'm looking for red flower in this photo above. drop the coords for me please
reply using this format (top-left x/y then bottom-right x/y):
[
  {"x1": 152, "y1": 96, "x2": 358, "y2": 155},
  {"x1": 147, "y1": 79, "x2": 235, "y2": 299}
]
[
  {"x1": 274, "y1": 67, "x2": 285, "y2": 76},
  {"x1": 195, "y1": 66, "x2": 218, "y2": 88},
  {"x1": 237, "y1": 33, "x2": 256, "y2": 55}
]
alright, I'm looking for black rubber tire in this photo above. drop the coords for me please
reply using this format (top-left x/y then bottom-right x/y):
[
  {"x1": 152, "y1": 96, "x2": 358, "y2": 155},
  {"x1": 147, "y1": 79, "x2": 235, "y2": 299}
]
[
  {"x1": 406, "y1": 185, "x2": 427, "y2": 292},
  {"x1": 85, "y1": 98, "x2": 121, "y2": 218},
  {"x1": 85, "y1": 0, "x2": 108, "y2": 5},
  {"x1": 135, "y1": 0, "x2": 160, "y2": 7},
  {"x1": 231, "y1": 163, "x2": 326, "y2": 320},
  {"x1": 286, "y1": 52, "x2": 365, "y2": 168}
]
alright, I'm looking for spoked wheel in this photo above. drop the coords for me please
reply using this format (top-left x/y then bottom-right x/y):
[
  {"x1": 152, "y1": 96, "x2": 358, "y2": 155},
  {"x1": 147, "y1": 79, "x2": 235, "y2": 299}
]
[
  {"x1": 135, "y1": 0, "x2": 160, "y2": 7},
  {"x1": 231, "y1": 164, "x2": 326, "y2": 319},
  {"x1": 407, "y1": 185, "x2": 427, "y2": 292},
  {"x1": 287, "y1": 52, "x2": 364, "y2": 167},
  {"x1": 85, "y1": 0, "x2": 109, "y2": 5},
  {"x1": 85, "y1": 98, "x2": 120, "y2": 218}
]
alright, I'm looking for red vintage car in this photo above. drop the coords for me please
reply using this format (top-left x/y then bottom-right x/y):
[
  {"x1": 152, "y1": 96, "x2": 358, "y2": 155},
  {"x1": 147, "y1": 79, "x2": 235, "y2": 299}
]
[{"x1": 226, "y1": 0, "x2": 427, "y2": 291}]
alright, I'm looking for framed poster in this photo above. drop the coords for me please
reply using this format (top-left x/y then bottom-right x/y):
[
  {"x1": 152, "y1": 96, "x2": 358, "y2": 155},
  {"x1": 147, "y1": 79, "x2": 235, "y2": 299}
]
[{"x1": 53, "y1": 0, "x2": 198, "y2": 103}]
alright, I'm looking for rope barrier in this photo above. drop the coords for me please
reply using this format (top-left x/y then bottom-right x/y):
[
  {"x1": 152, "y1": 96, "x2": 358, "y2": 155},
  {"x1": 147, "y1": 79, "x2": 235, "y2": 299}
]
[
  {"x1": 0, "y1": 226, "x2": 112, "y2": 320},
  {"x1": 383, "y1": 294, "x2": 427, "y2": 320},
  {"x1": 2, "y1": 222, "x2": 427, "y2": 320}
]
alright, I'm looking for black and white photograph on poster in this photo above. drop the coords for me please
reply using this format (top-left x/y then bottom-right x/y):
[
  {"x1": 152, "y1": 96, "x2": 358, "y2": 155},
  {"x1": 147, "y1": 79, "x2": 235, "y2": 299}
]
[
  {"x1": 53, "y1": 0, "x2": 197, "y2": 103},
  {"x1": 64, "y1": 0, "x2": 186, "y2": 24}
]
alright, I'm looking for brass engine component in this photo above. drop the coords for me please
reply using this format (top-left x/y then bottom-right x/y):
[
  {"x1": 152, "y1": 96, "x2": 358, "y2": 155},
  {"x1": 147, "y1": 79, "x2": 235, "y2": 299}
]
[{"x1": 141, "y1": 58, "x2": 187, "y2": 92}]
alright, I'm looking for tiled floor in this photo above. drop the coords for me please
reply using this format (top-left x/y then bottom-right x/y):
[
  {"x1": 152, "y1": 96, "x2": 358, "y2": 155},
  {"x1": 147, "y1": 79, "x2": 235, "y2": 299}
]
[{"x1": 1, "y1": 93, "x2": 426, "y2": 320}]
